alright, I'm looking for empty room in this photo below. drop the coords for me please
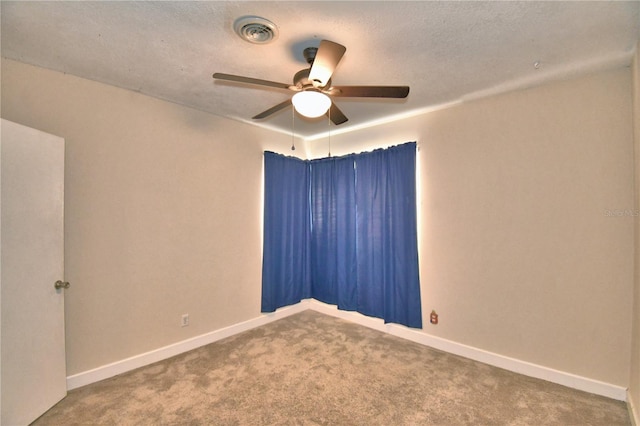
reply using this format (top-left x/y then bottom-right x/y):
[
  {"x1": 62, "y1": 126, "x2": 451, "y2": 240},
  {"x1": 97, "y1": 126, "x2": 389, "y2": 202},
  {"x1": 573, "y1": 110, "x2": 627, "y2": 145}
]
[{"x1": 1, "y1": 1, "x2": 639, "y2": 425}]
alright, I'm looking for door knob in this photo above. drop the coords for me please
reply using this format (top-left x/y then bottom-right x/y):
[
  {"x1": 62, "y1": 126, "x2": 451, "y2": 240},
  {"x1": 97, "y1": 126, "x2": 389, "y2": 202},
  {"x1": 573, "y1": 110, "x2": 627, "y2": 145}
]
[{"x1": 54, "y1": 280, "x2": 70, "y2": 290}]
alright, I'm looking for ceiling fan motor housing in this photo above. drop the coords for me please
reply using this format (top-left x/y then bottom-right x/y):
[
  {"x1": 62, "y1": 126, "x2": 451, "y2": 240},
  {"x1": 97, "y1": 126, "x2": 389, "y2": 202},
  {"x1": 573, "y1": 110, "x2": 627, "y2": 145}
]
[{"x1": 294, "y1": 68, "x2": 330, "y2": 90}]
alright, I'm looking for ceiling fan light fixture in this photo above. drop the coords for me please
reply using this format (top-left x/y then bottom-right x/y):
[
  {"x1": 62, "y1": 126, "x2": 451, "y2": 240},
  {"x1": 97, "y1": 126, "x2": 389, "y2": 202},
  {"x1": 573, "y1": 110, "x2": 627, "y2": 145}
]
[{"x1": 292, "y1": 91, "x2": 331, "y2": 118}]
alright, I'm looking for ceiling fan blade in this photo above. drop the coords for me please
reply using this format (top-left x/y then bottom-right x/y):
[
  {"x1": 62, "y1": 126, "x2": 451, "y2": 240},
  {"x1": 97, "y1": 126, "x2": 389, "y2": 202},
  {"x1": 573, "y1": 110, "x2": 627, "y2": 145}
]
[
  {"x1": 252, "y1": 99, "x2": 292, "y2": 120},
  {"x1": 330, "y1": 86, "x2": 410, "y2": 98},
  {"x1": 308, "y1": 40, "x2": 346, "y2": 88},
  {"x1": 327, "y1": 103, "x2": 348, "y2": 125},
  {"x1": 213, "y1": 73, "x2": 291, "y2": 91}
]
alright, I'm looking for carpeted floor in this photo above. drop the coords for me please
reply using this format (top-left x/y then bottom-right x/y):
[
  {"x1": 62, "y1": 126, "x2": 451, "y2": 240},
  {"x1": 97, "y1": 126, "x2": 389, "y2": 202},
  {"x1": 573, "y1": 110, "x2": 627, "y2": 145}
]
[{"x1": 33, "y1": 310, "x2": 630, "y2": 425}]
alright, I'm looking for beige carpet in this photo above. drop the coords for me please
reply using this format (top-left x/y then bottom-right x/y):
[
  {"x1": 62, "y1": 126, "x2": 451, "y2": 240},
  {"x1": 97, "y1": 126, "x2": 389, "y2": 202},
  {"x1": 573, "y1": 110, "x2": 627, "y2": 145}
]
[{"x1": 33, "y1": 310, "x2": 630, "y2": 425}]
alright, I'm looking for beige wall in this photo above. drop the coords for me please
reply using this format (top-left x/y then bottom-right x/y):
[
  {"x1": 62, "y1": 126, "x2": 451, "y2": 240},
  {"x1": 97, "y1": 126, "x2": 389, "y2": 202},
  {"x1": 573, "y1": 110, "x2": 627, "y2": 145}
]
[
  {"x1": 0, "y1": 59, "x2": 300, "y2": 374},
  {"x1": 631, "y1": 41, "x2": 640, "y2": 422},
  {"x1": 2, "y1": 59, "x2": 635, "y2": 390},
  {"x1": 310, "y1": 67, "x2": 635, "y2": 387}
]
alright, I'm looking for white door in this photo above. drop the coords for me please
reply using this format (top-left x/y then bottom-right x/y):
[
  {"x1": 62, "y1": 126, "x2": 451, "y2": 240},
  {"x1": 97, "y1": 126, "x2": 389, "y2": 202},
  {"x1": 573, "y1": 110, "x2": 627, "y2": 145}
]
[{"x1": 1, "y1": 119, "x2": 67, "y2": 425}]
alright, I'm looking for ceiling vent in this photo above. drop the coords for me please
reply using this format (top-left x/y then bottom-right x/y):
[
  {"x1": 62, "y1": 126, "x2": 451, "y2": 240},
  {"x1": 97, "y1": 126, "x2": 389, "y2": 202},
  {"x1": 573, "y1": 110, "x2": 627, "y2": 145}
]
[{"x1": 234, "y1": 16, "x2": 279, "y2": 44}]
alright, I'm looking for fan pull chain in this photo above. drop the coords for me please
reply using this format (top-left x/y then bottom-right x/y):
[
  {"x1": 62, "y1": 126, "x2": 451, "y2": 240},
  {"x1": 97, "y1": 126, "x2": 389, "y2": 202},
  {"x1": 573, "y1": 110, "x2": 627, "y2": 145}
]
[
  {"x1": 291, "y1": 107, "x2": 296, "y2": 151},
  {"x1": 328, "y1": 107, "x2": 332, "y2": 157}
]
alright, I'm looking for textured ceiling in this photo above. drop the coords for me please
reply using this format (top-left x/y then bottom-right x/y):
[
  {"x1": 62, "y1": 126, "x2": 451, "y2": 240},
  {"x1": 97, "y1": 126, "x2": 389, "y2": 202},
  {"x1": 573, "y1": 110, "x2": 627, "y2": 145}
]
[{"x1": 2, "y1": 1, "x2": 639, "y2": 139}]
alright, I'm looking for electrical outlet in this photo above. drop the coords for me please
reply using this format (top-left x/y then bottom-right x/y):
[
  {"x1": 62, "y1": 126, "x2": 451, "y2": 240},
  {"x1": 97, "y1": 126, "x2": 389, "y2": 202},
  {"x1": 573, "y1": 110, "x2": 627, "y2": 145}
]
[{"x1": 181, "y1": 314, "x2": 189, "y2": 327}]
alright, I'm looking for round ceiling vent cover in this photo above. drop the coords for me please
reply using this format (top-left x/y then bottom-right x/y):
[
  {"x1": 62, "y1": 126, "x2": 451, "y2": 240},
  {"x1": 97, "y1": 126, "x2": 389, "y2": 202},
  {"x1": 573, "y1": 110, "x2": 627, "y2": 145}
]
[{"x1": 234, "y1": 16, "x2": 279, "y2": 44}]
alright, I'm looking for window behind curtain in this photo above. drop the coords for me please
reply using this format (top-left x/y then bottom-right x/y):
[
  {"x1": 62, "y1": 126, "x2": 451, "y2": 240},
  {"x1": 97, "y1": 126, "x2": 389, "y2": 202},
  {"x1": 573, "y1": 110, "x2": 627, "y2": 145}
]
[{"x1": 262, "y1": 142, "x2": 422, "y2": 328}]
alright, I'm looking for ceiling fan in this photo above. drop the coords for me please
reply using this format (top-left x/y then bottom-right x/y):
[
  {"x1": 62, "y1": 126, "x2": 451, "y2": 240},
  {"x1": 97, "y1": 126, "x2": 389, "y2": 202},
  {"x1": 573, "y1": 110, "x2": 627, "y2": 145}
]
[{"x1": 212, "y1": 40, "x2": 410, "y2": 125}]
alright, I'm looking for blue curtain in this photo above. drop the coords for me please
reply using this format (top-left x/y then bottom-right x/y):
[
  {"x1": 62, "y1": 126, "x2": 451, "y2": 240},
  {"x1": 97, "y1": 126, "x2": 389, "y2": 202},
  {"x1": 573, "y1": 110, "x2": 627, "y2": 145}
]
[
  {"x1": 261, "y1": 142, "x2": 422, "y2": 328},
  {"x1": 261, "y1": 152, "x2": 311, "y2": 312},
  {"x1": 309, "y1": 156, "x2": 358, "y2": 309},
  {"x1": 354, "y1": 144, "x2": 422, "y2": 328}
]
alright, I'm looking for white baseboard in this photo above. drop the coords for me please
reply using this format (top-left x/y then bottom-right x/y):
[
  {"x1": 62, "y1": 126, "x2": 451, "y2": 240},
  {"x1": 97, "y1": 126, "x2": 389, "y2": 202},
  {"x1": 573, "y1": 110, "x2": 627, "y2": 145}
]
[
  {"x1": 629, "y1": 389, "x2": 639, "y2": 426},
  {"x1": 66, "y1": 301, "x2": 310, "y2": 390},
  {"x1": 68, "y1": 299, "x2": 627, "y2": 402},
  {"x1": 306, "y1": 299, "x2": 628, "y2": 401}
]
